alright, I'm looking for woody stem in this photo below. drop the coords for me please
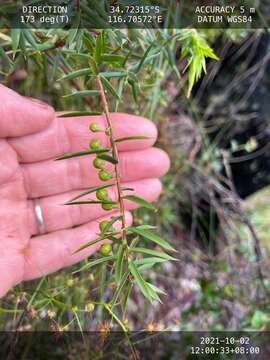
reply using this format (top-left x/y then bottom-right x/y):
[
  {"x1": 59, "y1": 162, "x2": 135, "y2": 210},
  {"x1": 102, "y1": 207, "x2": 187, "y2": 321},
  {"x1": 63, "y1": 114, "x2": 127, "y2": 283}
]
[{"x1": 96, "y1": 75, "x2": 128, "y2": 254}]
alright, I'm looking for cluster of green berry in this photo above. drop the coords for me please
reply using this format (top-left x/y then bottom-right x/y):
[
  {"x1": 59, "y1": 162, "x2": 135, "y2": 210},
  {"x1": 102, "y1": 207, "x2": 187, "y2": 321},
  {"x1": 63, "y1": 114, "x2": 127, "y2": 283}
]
[
  {"x1": 89, "y1": 122, "x2": 115, "y2": 212},
  {"x1": 89, "y1": 122, "x2": 117, "y2": 257}
]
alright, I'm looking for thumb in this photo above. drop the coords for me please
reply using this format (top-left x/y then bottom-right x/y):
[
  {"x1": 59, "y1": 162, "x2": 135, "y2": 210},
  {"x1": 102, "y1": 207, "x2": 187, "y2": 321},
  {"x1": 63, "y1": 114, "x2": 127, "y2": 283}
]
[{"x1": 0, "y1": 85, "x2": 55, "y2": 138}]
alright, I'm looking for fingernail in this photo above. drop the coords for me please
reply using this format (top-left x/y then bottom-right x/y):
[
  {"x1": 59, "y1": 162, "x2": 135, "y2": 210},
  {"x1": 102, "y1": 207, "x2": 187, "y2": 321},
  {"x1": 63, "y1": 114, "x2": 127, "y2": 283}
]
[{"x1": 24, "y1": 96, "x2": 51, "y2": 109}]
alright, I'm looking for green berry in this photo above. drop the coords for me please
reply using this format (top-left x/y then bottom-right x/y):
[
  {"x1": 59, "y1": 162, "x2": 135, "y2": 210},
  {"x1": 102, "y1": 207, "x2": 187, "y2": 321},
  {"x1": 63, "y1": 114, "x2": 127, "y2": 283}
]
[
  {"x1": 89, "y1": 122, "x2": 100, "y2": 132},
  {"x1": 99, "y1": 244, "x2": 112, "y2": 256},
  {"x1": 99, "y1": 170, "x2": 112, "y2": 181},
  {"x1": 96, "y1": 188, "x2": 109, "y2": 201},
  {"x1": 102, "y1": 203, "x2": 115, "y2": 211},
  {"x1": 89, "y1": 139, "x2": 102, "y2": 150},
  {"x1": 93, "y1": 158, "x2": 105, "y2": 169},
  {"x1": 99, "y1": 220, "x2": 111, "y2": 232}
]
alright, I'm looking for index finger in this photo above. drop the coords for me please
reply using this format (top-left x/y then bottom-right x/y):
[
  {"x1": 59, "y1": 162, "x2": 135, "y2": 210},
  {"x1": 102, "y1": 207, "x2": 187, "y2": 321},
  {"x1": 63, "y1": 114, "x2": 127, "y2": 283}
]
[
  {"x1": 0, "y1": 85, "x2": 54, "y2": 138},
  {"x1": 9, "y1": 113, "x2": 158, "y2": 163}
]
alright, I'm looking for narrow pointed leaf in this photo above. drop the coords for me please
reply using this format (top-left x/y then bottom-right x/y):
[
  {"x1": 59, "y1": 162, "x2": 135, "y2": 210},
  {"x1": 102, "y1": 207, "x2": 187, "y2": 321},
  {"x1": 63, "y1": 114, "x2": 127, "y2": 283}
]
[
  {"x1": 73, "y1": 255, "x2": 115, "y2": 273},
  {"x1": 67, "y1": 17, "x2": 80, "y2": 44},
  {"x1": 65, "y1": 200, "x2": 116, "y2": 205},
  {"x1": 55, "y1": 148, "x2": 108, "y2": 160},
  {"x1": 128, "y1": 78, "x2": 138, "y2": 103},
  {"x1": 0, "y1": 47, "x2": 14, "y2": 71},
  {"x1": 134, "y1": 257, "x2": 167, "y2": 266},
  {"x1": 94, "y1": 31, "x2": 104, "y2": 62},
  {"x1": 98, "y1": 153, "x2": 118, "y2": 164},
  {"x1": 58, "y1": 68, "x2": 91, "y2": 81},
  {"x1": 122, "y1": 195, "x2": 155, "y2": 210},
  {"x1": 103, "y1": 304, "x2": 128, "y2": 332},
  {"x1": 129, "y1": 260, "x2": 152, "y2": 301},
  {"x1": 115, "y1": 77, "x2": 125, "y2": 111},
  {"x1": 145, "y1": 282, "x2": 162, "y2": 302},
  {"x1": 100, "y1": 76, "x2": 121, "y2": 100},
  {"x1": 63, "y1": 90, "x2": 100, "y2": 98},
  {"x1": 138, "y1": 263, "x2": 157, "y2": 272},
  {"x1": 147, "y1": 282, "x2": 166, "y2": 295},
  {"x1": 134, "y1": 225, "x2": 156, "y2": 230},
  {"x1": 115, "y1": 244, "x2": 125, "y2": 284},
  {"x1": 115, "y1": 136, "x2": 149, "y2": 143},
  {"x1": 122, "y1": 187, "x2": 135, "y2": 192},
  {"x1": 89, "y1": 55, "x2": 98, "y2": 74},
  {"x1": 11, "y1": 28, "x2": 21, "y2": 56},
  {"x1": 100, "y1": 54, "x2": 125, "y2": 63},
  {"x1": 129, "y1": 247, "x2": 177, "y2": 261},
  {"x1": 134, "y1": 43, "x2": 154, "y2": 73},
  {"x1": 62, "y1": 50, "x2": 89, "y2": 60},
  {"x1": 99, "y1": 71, "x2": 127, "y2": 78},
  {"x1": 107, "y1": 235, "x2": 120, "y2": 242},
  {"x1": 51, "y1": 298, "x2": 68, "y2": 310},
  {"x1": 83, "y1": 32, "x2": 94, "y2": 51},
  {"x1": 73, "y1": 237, "x2": 105, "y2": 254},
  {"x1": 144, "y1": 283, "x2": 161, "y2": 302},
  {"x1": 73, "y1": 231, "x2": 117, "y2": 254},
  {"x1": 128, "y1": 227, "x2": 176, "y2": 252},
  {"x1": 67, "y1": 183, "x2": 115, "y2": 202},
  {"x1": 111, "y1": 271, "x2": 129, "y2": 308},
  {"x1": 123, "y1": 282, "x2": 133, "y2": 315},
  {"x1": 23, "y1": 29, "x2": 42, "y2": 50},
  {"x1": 59, "y1": 111, "x2": 102, "y2": 117},
  {"x1": 130, "y1": 236, "x2": 140, "y2": 248}
]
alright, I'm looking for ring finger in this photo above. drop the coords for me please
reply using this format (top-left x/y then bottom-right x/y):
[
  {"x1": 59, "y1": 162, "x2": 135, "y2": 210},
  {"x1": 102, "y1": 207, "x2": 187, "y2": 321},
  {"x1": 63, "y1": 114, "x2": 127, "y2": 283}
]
[{"x1": 28, "y1": 178, "x2": 162, "y2": 235}]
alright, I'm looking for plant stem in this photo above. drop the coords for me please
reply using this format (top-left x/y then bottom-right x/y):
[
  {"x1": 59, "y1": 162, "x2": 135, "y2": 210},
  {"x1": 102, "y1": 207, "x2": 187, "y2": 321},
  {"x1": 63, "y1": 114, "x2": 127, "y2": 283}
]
[{"x1": 96, "y1": 75, "x2": 128, "y2": 253}]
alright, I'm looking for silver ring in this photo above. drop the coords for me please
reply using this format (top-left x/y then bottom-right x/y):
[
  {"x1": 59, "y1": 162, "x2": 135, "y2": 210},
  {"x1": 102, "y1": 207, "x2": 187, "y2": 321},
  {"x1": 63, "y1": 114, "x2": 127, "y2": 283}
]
[{"x1": 34, "y1": 198, "x2": 46, "y2": 235}]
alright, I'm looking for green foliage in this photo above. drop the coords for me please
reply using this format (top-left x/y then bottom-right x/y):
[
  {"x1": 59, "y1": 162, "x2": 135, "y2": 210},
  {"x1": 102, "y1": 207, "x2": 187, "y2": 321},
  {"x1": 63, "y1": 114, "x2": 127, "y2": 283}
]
[
  {"x1": 1, "y1": 24, "x2": 269, "y2": 335},
  {"x1": 180, "y1": 30, "x2": 219, "y2": 97},
  {"x1": 51, "y1": 29, "x2": 185, "y2": 318},
  {"x1": 55, "y1": 149, "x2": 108, "y2": 160},
  {"x1": 122, "y1": 195, "x2": 156, "y2": 210},
  {"x1": 0, "y1": 27, "x2": 217, "y2": 111},
  {"x1": 63, "y1": 90, "x2": 100, "y2": 98},
  {"x1": 0, "y1": 25, "x2": 221, "y2": 331},
  {"x1": 250, "y1": 310, "x2": 269, "y2": 329},
  {"x1": 129, "y1": 226, "x2": 176, "y2": 252}
]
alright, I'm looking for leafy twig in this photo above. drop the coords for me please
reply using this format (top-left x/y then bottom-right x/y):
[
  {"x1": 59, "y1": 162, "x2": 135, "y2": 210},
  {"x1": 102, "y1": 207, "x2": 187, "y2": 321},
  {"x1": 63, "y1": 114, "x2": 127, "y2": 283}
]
[{"x1": 96, "y1": 74, "x2": 128, "y2": 257}]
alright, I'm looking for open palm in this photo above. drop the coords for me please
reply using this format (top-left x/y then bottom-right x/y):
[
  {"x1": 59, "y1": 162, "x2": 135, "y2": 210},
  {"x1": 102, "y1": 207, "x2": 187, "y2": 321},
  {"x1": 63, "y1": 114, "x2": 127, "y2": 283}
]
[{"x1": 0, "y1": 85, "x2": 169, "y2": 297}]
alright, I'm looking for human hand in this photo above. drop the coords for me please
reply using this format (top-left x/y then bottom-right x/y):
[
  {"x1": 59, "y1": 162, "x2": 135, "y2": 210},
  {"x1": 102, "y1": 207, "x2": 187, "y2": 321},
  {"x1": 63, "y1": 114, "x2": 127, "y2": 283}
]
[{"x1": 0, "y1": 85, "x2": 170, "y2": 297}]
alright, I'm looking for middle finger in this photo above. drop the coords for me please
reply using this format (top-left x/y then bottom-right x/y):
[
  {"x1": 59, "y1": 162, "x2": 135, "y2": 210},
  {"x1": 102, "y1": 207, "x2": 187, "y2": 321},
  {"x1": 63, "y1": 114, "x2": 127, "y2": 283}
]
[
  {"x1": 28, "y1": 178, "x2": 162, "y2": 235},
  {"x1": 22, "y1": 147, "x2": 170, "y2": 198}
]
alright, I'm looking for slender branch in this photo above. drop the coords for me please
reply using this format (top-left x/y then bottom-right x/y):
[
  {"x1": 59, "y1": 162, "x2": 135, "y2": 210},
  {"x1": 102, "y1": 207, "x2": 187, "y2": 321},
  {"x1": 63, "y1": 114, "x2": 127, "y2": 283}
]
[{"x1": 96, "y1": 75, "x2": 128, "y2": 253}]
